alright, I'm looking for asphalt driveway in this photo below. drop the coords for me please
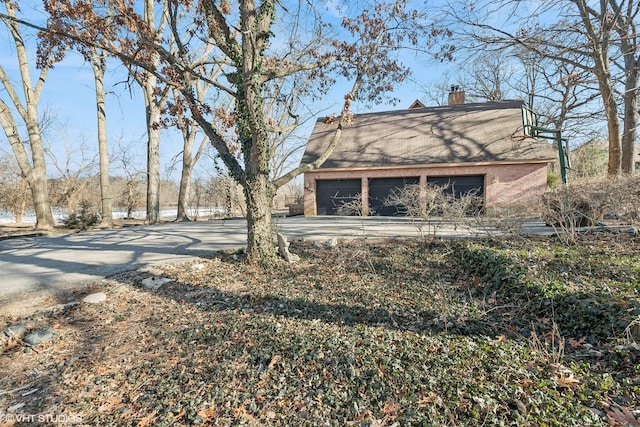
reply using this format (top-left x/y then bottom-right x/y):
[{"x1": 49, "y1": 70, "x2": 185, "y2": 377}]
[{"x1": 0, "y1": 216, "x2": 549, "y2": 309}]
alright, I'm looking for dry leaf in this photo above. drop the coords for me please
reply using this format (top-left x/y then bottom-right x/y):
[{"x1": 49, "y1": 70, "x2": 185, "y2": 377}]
[
  {"x1": 556, "y1": 375, "x2": 580, "y2": 388},
  {"x1": 568, "y1": 337, "x2": 587, "y2": 348},
  {"x1": 138, "y1": 410, "x2": 156, "y2": 427},
  {"x1": 98, "y1": 396, "x2": 123, "y2": 413},
  {"x1": 323, "y1": 114, "x2": 337, "y2": 124},
  {"x1": 606, "y1": 405, "x2": 640, "y2": 426},
  {"x1": 172, "y1": 410, "x2": 186, "y2": 422},
  {"x1": 516, "y1": 378, "x2": 535, "y2": 389},
  {"x1": 418, "y1": 393, "x2": 438, "y2": 407},
  {"x1": 267, "y1": 355, "x2": 281, "y2": 370},
  {"x1": 493, "y1": 334, "x2": 508, "y2": 344},
  {"x1": 233, "y1": 404, "x2": 253, "y2": 419},
  {"x1": 198, "y1": 406, "x2": 216, "y2": 421},
  {"x1": 382, "y1": 399, "x2": 401, "y2": 418}
]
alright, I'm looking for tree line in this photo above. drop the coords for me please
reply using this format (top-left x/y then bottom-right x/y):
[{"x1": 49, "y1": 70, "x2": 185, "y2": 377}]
[
  {"x1": 0, "y1": 0, "x2": 637, "y2": 265},
  {"x1": 0, "y1": 151, "x2": 254, "y2": 223}
]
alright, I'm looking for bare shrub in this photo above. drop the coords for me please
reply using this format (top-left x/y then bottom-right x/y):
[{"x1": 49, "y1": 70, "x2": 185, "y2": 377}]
[
  {"x1": 384, "y1": 183, "x2": 483, "y2": 240},
  {"x1": 383, "y1": 184, "x2": 431, "y2": 238},
  {"x1": 0, "y1": 154, "x2": 31, "y2": 223},
  {"x1": 625, "y1": 315, "x2": 640, "y2": 346},
  {"x1": 478, "y1": 206, "x2": 532, "y2": 241},
  {"x1": 571, "y1": 139, "x2": 608, "y2": 179},
  {"x1": 596, "y1": 175, "x2": 640, "y2": 224},
  {"x1": 541, "y1": 175, "x2": 640, "y2": 244},
  {"x1": 334, "y1": 193, "x2": 369, "y2": 217},
  {"x1": 335, "y1": 193, "x2": 371, "y2": 238},
  {"x1": 529, "y1": 321, "x2": 565, "y2": 366}
]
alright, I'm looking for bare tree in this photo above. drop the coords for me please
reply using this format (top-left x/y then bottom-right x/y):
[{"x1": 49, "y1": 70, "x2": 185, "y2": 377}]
[
  {"x1": 0, "y1": 154, "x2": 31, "y2": 223},
  {"x1": 173, "y1": 122, "x2": 209, "y2": 221},
  {"x1": 137, "y1": 0, "x2": 169, "y2": 224},
  {"x1": 23, "y1": 0, "x2": 450, "y2": 264},
  {"x1": 39, "y1": 0, "x2": 171, "y2": 224},
  {"x1": 0, "y1": 2, "x2": 55, "y2": 229},
  {"x1": 167, "y1": 79, "x2": 223, "y2": 221},
  {"x1": 462, "y1": 50, "x2": 514, "y2": 101},
  {"x1": 448, "y1": 0, "x2": 639, "y2": 175},
  {"x1": 36, "y1": 1, "x2": 116, "y2": 227},
  {"x1": 90, "y1": 47, "x2": 114, "y2": 226},
  {"x1": 45, "y1": 135, "x2": 98, "y2": 217},
  {"x1": 432, "y1": 37, "x2": 603, "y2": 149},
  {"x1": 112, "y1": 140, "x2": 146, "y2": 219},
  {"x1": 263, "y1": 78, "x2": 318, "y2": 186}
]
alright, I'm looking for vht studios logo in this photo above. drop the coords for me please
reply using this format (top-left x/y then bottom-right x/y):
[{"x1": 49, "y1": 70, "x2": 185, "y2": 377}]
[{"x1": 0, "y1": 413, "x2": 83, "y2": 423}]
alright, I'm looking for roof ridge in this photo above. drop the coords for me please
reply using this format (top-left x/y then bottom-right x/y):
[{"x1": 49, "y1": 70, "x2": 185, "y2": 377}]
[{"x1": 318, "y1": 99, "x2": 524, "y2": 122}]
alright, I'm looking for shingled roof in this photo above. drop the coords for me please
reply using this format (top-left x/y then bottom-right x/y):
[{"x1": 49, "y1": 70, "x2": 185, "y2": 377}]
[{"x1": 301, "y1": 100, "x2": 557, "y2": 170}]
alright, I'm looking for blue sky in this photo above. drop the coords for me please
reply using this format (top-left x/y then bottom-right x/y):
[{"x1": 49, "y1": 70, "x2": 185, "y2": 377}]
[{"x1": 0, "y1": 1, "x2": 449, "y2": 183}]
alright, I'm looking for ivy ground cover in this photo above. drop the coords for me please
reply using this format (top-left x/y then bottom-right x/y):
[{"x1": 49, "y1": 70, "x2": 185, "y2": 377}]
[{"x1": 1, "y1": 235, "x2": 638, "y2": 426}]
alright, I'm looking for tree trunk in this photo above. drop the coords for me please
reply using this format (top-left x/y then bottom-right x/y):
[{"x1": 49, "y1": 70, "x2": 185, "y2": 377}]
[
  {"x1": 621, "y1": 89, "x2": 638, "y2": 174},
  {"x1": 0, "y1": 103, "x2": 53, "y2": 229},
  {"x1": 603, "y1": 100, "x2": 622, "y2": 176},
  {"x1": 0, "y1": 6, "x2": 55, "y2": 229},
  {"x1": 141, "y1": 0, "x2": 163, "y2": 225},
  {"x1": 177, "y1": 131, "x2": 208, "y2": 221},
  {"x1": 143, "y1": 68, "x2": 162, "y2": 224},
  {"x1": 176, "y1": 146, "x2": 192, "y2": 222},
  {"x1": 594, "y1": 73, "x2": 622, "y2": 176},
  {"x1": 146, "y1": 107, "x2": 161, "y2": 224},
  {"x1": 28, "y1": 164, "x2": 55, "y2": 230},
  {"x1": 91, "y1": 48, "x2": 113, "y2": 226},
  {"x1": 176, "y1": 153, "x2": 192, "y2": 221},
  {"x1": 24, "y1": 110, "x2": 55, "y2": 229},
  {"x1": 242, "y1": 118, "x2": 278, "y2": 263},
  {"x1": 243, "y1": 173, "x2": 276, "y2": 265},
  {"x1": 14, "y1": 205, "x2": 24, "y2": 224},
  {"x1": 620, "y1": 48, "x2": 638, "y2": 174}
]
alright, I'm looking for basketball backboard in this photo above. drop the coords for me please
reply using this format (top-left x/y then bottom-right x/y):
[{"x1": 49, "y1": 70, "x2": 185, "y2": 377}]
[{"x1": 521, "y1": 105, "x2": 539, "y2": 137}]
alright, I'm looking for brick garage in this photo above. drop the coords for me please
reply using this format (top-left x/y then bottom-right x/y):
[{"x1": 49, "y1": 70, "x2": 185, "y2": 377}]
[{"x1": 300, "y1": 96, "x2": 556, "y2": 216}]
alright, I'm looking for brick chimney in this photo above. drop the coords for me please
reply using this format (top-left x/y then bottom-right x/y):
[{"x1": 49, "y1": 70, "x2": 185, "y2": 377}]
[{"x1": 448, "y1": 85, "x2": 465, "y2": 106}]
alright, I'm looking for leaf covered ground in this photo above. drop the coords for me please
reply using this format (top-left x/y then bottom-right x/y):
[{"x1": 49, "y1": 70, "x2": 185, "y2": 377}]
[{"x1": 1, "y1": 234, "x2": 639, "y2": 426}]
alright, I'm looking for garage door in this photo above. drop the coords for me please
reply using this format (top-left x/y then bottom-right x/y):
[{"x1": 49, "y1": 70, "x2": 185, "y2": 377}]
[
  {"x1": 368, "y1": 177, "x2": 419, "y2": 216},
  {"x1": 316, "y1": 179, "x2": 362, "y2": 215},
  {"x1": 427, "y1": 175, "x2": 485, "y2": 213}
]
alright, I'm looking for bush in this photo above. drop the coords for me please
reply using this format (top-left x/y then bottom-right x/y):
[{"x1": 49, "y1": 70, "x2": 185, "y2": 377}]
[
  {"x1": 383, "y1": 183, "x2": 482, "y2": 239},
  {"x1": 63, "y1": 201, "x2": 101, "y2": 230},
  {"x1": 541, "y1": 175, "x2": 640, "y2": 239},
  {"x1": 547, "y1": 171, "x2": 561, "y2": 189}
]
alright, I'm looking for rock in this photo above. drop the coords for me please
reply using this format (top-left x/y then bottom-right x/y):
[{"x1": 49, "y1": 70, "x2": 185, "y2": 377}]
[
  {"x1": 4, "y1": 322, "x2": 28, "y2": 339},
  {"x1": 326, "y1": 237, "x2": 339, "y2": 247},
  {"x1": 7, "y1": 402, "x2": 25, "y2": 413},
  {"x1": 23, "y1": 330, "x2": 54, "y2": 346},
  {"x1": 276, "y1": 232, "x2": 300, "y2": 263},
  {"x1": 82, "y1": 292, "x2": 107, "y2": 304},
  {"x1": 191, "y1": 263, "x2": 205, "y2": 271},
  {"x1": 33, "y1": 302, "x2": 80, "y2": 318},
  {"x1": 140, "y1": 267, "x2": 165, "y2": 276},
  {"x1": 142, "y1": 277, "x2": 172, "y2": 290}
]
